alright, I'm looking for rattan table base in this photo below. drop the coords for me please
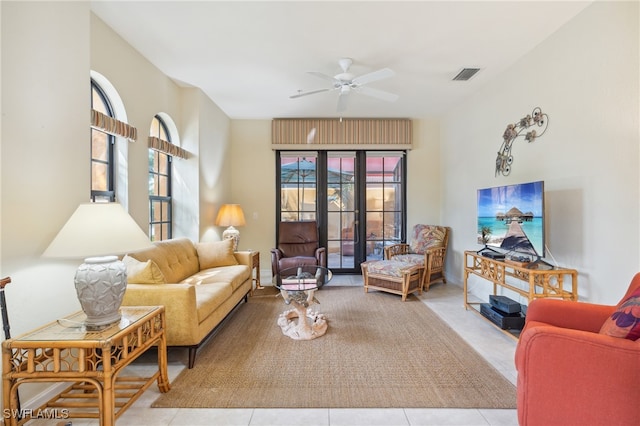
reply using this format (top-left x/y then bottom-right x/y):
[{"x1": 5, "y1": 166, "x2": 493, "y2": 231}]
[{"x1": 2, "y1": 306, "x2": 170, "y2": 426}]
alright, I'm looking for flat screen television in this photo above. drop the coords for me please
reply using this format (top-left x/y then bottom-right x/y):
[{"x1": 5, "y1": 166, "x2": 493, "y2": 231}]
[{"x1": 477, "y1": 180, "x2": 545, "y2": 260}]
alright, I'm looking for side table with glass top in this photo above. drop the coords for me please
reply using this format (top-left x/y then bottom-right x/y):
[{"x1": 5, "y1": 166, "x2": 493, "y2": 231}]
[
  {"x1": 2, "y1": 306, "x2": 170, "y2": 426},
  {"x1": 275, "y1": 265, "x2": 332, "y2": 340}
]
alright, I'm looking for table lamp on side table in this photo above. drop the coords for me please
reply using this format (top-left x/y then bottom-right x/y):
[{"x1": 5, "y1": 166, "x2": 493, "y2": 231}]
[
  {"x1": 215, "y1": 204, "x2": 246, "y2": 251},
  {"x1": 43, "y1": 202, "x2": 152, "y2": 329}
]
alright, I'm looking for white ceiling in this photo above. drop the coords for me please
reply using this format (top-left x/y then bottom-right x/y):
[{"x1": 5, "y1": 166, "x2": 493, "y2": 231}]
[{"x1": 90, "y1": 1, "x2": 591, "y2": 120}]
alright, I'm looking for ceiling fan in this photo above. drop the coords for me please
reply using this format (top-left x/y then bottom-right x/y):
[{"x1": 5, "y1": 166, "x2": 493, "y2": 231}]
[{"x1": 290, "y1": 58, "x2": 398, "y2": 112}]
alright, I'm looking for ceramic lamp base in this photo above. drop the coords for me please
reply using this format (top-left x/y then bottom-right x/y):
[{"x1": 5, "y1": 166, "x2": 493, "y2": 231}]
[
  {"x1": 74, "y1": 255, "x2": 127, "y2": 329},
  {"x1": 222, "y1": 226, "x2": 240, "y2": 251}
]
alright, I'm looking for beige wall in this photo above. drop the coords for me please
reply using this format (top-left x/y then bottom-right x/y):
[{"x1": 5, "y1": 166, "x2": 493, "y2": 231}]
[
  {"x1": 1, "y1": 1, "x2": 91, "y2": 403},
  {"x1": 229, "y1": 120, "x2": 276, "y2": 276},
  {"x1": 406, "y1": 118, "x2": 442, "y2": 226},
  {"x1": 197, "y1": 88, "x2": 233, "y2": 242},
  {"x1": 440, "y1": 1, "x2": 639, "y2": 304},
  {"x1": 0, "y1": 3, "x2": 233, "y2": 345},
  {"x1": 90, "y1": 14, "x2": 233, "y2": 242},
  {"x1": 1, "y1": 1, "x2": 90, "y2": 335}
]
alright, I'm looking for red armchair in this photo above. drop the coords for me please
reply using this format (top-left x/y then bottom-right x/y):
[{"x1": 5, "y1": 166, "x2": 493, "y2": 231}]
[{"x1": 515, "y1": 273, "x2": 640, "y2": 426}]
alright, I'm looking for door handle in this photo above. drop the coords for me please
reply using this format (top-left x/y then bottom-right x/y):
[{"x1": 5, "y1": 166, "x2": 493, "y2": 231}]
[{"x1": 353, "y1": 221, "x2": 359, "y2": 243}]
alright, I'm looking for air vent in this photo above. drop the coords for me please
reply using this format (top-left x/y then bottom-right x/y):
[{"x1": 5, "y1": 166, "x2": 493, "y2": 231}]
[{"x1": 453, "y1": 68, "x2": 480, "y2": 81}]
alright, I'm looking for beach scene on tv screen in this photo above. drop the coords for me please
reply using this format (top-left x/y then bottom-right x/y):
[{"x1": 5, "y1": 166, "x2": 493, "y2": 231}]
[{"x1": 477, "y1": 181, "x2": 544, "y2": 257}]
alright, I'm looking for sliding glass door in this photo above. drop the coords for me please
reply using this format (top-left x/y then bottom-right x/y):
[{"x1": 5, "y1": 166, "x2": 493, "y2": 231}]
[{"x1": 277, "y1": 151, "x2": 406, "y2": 273}]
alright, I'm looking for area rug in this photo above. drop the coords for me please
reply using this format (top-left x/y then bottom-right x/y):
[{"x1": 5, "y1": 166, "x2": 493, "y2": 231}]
[{"x1": 152, "y1": 286, "x2": 516, "y2": 409}]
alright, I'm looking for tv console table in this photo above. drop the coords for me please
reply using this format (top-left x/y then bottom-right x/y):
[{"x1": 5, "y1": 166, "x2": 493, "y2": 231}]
[{"x1": 463, "y1": 251, "x2": 578, "y2": 336}]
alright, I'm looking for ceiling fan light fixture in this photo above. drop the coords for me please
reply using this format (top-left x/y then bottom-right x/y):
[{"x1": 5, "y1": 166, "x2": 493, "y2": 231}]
[
  {"x1": 338, "y1": 57, "x2": 353, "y2": 72},
  {"x1": 453, "y1": 68, "x2": 481, "y2": 81}
]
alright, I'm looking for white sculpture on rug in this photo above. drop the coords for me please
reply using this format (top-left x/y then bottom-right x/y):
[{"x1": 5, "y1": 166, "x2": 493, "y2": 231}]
[{"x1": 277, "y1": 288, "x2": 328, "y2": 340}]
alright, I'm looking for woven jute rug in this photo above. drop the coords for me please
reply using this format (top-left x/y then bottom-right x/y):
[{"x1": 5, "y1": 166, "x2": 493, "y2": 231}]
[{"x1": 152, "y1": 286, "x2": 516, "y2": 409}]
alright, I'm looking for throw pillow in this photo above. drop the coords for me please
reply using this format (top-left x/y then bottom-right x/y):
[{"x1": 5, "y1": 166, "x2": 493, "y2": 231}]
[
  {"x1": 409, "y1": 225, "x2": 446, "y2": 254},
  {"x1": 599, "y1": 287, "x2": 640, "y2": 341},
  {"x1": 196, "y1": 239, "x2": 239, "y2": 269},
  {"x1": 122, "y1": 255, "x2": 166, "y2": 284}
]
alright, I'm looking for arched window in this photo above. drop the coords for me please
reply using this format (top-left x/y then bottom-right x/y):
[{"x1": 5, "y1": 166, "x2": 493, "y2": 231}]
[
  {"x1": 149, "y1": 116, "x2": 172, "y2": 241},
  {"x1": 90, "y1": 80, "x2": 115, "y2": 201}
]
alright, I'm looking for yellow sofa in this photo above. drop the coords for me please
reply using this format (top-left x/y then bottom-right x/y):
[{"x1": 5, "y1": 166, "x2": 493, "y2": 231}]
[{"x1": 121, "y1": 237, "x2": 253, "y2": 368}]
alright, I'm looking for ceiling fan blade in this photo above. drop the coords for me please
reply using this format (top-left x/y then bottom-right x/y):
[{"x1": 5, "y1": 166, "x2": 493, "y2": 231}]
[
  {"x1": 352, "y1": 68, "x2": 395, "y2": 86},
  {"x1": 307, "y1": 71, "x2": 340, "y2": 86},
  {"x1": 289, "y1": 88, "x2": 331, "y2": 99},
  {"x1": 337, "y1": 89, "x2": 350, "y2": 112},
  {"x1": 356, "y1": 86, "x2": 399, "y2": 102}
]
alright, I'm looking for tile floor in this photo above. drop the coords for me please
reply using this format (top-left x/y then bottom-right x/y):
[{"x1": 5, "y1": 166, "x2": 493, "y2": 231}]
[{"x1": 27, "y1": 275, "x2": 519, "y2": 426}]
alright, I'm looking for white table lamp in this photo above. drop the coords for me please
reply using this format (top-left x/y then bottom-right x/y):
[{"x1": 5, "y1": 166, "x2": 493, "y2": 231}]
[
  {"x1": 43, "y1": 202, "x2": 152, "y2": 329},
  {"x1": 215, "y1": 204, "x2": 246, "y2": 251}
]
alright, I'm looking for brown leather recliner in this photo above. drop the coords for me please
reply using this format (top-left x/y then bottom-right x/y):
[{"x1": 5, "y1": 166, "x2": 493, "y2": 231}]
[{"x1": 271, "y1": 221, "x2": 326, "y2": 281}]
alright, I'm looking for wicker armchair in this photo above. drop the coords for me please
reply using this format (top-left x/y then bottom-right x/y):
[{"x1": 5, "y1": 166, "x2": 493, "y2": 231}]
[{"x1": 384, "y1": 224, "x2": 450, "y2": 291}]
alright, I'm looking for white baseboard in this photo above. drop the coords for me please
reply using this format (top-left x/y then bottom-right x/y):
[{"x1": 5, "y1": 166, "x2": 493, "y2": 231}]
[{"x1": 18, "y1": 382, "x2": 68, "y2": 410}]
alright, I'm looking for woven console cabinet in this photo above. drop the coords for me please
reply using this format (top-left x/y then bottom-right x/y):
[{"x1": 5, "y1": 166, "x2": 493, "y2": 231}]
[{"x1": 361, "y1": 260, "x2": 423, "y2": 301}]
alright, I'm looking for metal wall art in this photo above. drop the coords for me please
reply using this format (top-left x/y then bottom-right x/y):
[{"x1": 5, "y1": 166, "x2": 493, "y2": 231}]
[{"x1": 495, "y1": 107, "x2": 549, "y2": 176}]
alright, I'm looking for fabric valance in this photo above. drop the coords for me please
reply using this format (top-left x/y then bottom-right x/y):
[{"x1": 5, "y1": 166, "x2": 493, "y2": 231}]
[
  {"x1": 91, "y1": 109, "x2": 137, "y2": 142},
  {"x1": 148, "y1": 136, "x2": 189, "y2": 159},
  {"x1": 271, "y1": 118, "x2": 412, "y2": 150}
]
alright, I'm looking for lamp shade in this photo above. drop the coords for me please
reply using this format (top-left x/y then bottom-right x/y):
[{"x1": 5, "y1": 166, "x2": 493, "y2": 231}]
[
  {"x1": 215, "y1": 204, "x2": 246, "y2": 227},
  {"x1": 43, "y1": 202, "x2": 152, "y2": 329},
  {"x1": 43, "y1": 202, "x2": 152, "y2": 259}
]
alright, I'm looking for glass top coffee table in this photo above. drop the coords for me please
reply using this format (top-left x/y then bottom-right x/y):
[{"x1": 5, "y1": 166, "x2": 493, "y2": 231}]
[{"x1": 274, "y1": 265, "x2": 332, "y2": 340}]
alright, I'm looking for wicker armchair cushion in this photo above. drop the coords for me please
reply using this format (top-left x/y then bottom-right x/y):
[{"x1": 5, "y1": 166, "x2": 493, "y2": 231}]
[
  {"x1": 409, "y1": 224, "x2": 447, "y2": 254},
  {"x1": 389, "y1": 253, "x2": 424, "y2": 267},
  {"x1": 366, "y1": 260, "x2": 416, "y2": 278}
]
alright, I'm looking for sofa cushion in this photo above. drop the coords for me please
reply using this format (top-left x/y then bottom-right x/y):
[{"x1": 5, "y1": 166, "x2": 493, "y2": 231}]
[
  {"x1": 123, "y1": 255, "x2": 166, "y2": 284},
  {"x1": 194, "y1": 283, "x2": 234, "y2": 323},
  {"x1": 599, "y1": 286, "x2": 640, "y2": 341},
  {"x1": 196, "y1": 239, "x2": 238, "y2": 269},
  {"x1": 181, "y1": 265, "x2": 251, "y2": 292},
  {"x1": 127, "y1": 238, "x2": 200, "y2": 283}
]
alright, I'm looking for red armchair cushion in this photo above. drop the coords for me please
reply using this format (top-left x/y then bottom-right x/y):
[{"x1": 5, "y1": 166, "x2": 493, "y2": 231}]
[{"x1": 599, "y1": 286, "x2": 640, "y2": 340}]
